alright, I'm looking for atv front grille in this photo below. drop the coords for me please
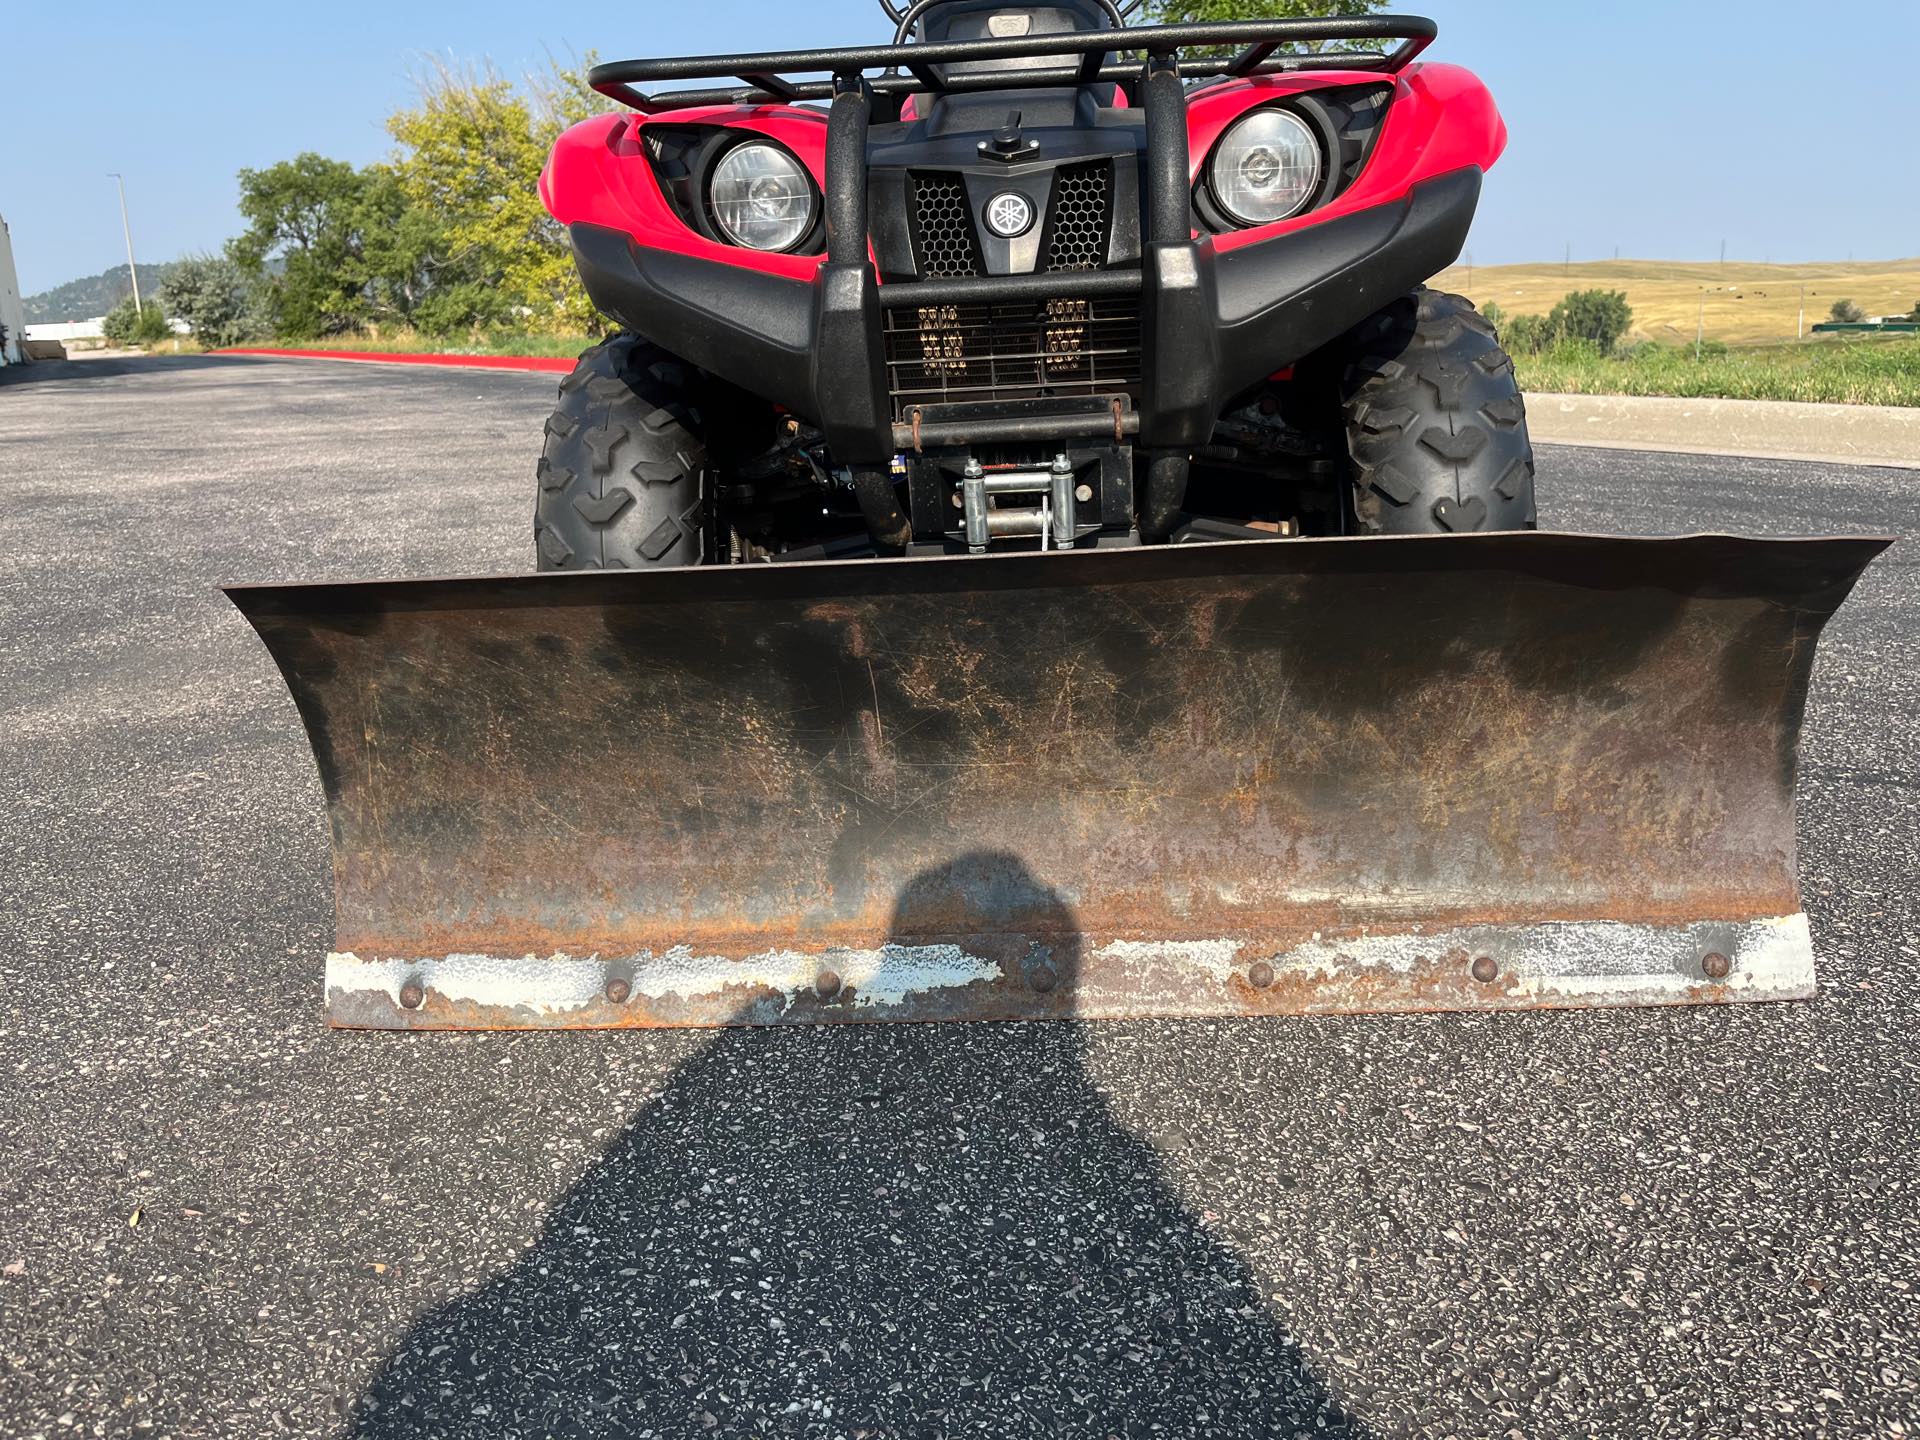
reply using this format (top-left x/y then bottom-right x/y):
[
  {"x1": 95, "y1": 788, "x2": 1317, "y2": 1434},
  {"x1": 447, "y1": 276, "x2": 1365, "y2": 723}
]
[
  {"x1": 1041, "y1": 163, "x2": 1111, "y2": 272},
  {"x1": 910, "y1": 163, "x2": 1114, "y2": 279},
  {"x1": 911, "y1": 174, "x2": 985, "y2": 278},
  {"x1": 882, "y1": 293, "x2": 1143, "y2": 415}
]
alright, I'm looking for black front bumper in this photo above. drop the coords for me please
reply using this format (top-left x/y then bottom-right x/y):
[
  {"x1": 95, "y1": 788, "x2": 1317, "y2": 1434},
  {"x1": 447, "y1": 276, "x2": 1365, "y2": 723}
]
[{"x1": 571, "y1": 165, "x2": 1480, "y2": 464}]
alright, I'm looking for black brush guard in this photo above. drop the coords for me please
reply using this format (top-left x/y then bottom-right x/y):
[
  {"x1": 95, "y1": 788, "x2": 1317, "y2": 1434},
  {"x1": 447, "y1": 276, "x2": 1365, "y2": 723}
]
[{"x1": 567, "y1": 15, "x2": 1472, "y2": 466}]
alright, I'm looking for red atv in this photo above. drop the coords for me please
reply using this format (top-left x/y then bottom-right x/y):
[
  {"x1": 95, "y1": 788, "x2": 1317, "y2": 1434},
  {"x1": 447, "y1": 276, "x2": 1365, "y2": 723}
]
[
  {"x1": 231, "y1": 1, "x2": 1883, "y2": 1032},
  {"x1": 535, "y1": 2, "x2": 1532, "y2": 567}
]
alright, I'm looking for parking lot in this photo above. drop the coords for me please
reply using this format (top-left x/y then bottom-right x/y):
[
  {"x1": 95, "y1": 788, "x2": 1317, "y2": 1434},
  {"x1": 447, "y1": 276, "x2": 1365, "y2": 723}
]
[{"x1": 1, "y1": 354, "x2": 1915, "y2": 1438}]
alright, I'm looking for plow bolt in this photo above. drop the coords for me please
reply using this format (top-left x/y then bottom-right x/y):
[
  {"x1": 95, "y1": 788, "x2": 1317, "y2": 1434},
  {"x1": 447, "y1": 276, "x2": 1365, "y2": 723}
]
[
  {"x1": 1470, "y1": 955, "x2": 1499, "y2": 984},
  {"x1": 398, "y1": 979, "x2": 426, "y2": 1010},
  {"x1": 1248, "y1": 960, "x2": 1275, "y2": 989},
  {"x1": 605, "y1": 977, "x2": 632, "y2": 1005},
  {"x1": 1028, "y1": 963, "x2": 1058, "y2": 993},
  {"x1": 1701, "y1": 952, "x2": 1732, "y2": 980},
  {"x1": 815, "y1": 969, "x2": 843, "y2": 1000}
]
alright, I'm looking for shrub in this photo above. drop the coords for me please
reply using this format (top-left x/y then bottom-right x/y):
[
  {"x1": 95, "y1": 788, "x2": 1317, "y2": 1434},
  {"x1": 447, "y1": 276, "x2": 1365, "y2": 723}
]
[
  {"x1": 1502, "y1": 312, "x2": 1559, "y2": 354},
  {"x1": 1479, "y1": 300, "x2": 1505, "y2": 331},
  {"x1": 1829, "y1": 298, "x2": 1865, "y2": 324},
  {"x1": 101, "y1": 298, "x2": 136, "y2": 345},
  {"x1": 102, "y1": 297, "x2": 172, "y2": 347},
  {"x1": 158, "y1": 255, "x2": 260, "y2": 349},
  {"x1": 1547, "y1": 288, "x2": 1633, "y2": 355}
]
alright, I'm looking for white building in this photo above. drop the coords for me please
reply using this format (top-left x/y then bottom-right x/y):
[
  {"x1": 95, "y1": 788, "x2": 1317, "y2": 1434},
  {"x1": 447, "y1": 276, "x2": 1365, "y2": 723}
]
[
  {"x1": 25, "y1": 318, "x2": 106, "y2": 343},
  {"x1": 0, "y1": 214, "x2": 24, "y2": 365}
]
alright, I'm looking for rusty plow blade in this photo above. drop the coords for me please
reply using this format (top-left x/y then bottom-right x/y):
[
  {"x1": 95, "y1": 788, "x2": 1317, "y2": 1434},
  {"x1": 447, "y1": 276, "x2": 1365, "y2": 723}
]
[{"x1": 227, "y1": 532, "x2": 1886, "y2": 1031}]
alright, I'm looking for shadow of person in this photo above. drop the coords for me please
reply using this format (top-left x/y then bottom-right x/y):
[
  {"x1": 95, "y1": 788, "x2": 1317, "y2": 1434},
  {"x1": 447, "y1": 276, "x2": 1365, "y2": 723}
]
[{"x1": 351, "y1": 851, "x2": 1368, "y2": 1439}]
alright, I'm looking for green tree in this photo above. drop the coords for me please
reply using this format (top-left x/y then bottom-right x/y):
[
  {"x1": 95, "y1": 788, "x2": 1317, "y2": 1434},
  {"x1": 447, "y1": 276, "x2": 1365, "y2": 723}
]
[
  {"x1": 230, "y1": 153, "x2": 439, "y2": 336},
  {"x1": 215, "y1": 56, "x2": 609, "y2": 340},
  {"x1": 386, "y1": 59, "x2": 612, "y2": 334},
  {"x1": 1146, "y1": 0, "x2": 1386, "y2": 24},
  {"x1": 1828, "y1": 298, "x2": 1865, "y2": 324},
  {"x1": 1546, "y1": 289, "x2": 1632, "y2": 355},
  {"x1": 157, "y1": 255, "x2": 260, "y2": 349},
  {"x1": 340, "y1": 166, "x2": 448, "y2": 327},
  {"x1": 102, "y1": 297, "x2": 171, "y2": 346},
  {"x1": 1136, "y1": 2, "x2": 1397, "y2": 68},
  {"x1": 1145, "y1": 0, "x2": 1390, "y2": 60},
  {"x1": 231, "y1": 153, "x2": 375, "y2": 335},
  {"x1": 1908, "y1": 299, "x2": 1920, "y2": 322}
]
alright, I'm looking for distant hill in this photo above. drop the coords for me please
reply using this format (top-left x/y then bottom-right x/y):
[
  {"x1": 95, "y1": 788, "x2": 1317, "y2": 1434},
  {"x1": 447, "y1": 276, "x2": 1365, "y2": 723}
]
[
  {"x1": 23, "y1": 262, "x2": 184, "y2": 323},
  {"x1": 1431, "y1": 257, "x2": 1920, "y2": 346}
]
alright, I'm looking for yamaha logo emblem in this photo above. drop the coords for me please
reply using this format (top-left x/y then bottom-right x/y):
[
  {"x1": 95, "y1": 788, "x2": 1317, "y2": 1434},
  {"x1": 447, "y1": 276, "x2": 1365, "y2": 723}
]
[{"x1": 984, "y1": 191, "x2": 1035, "y2": 239}]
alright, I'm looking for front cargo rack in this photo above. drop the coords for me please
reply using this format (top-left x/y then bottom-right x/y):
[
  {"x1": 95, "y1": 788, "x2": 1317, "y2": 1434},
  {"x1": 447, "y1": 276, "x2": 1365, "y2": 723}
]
[{"x1": 588, "y1": 15, "x2": 1436, "y2": 113}]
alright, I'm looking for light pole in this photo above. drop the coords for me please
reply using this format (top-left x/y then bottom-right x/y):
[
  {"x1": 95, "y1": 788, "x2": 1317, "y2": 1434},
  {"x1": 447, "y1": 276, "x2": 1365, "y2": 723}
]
[{"x1": 107, "y1": 173, "x2": 140, "y2": 312}]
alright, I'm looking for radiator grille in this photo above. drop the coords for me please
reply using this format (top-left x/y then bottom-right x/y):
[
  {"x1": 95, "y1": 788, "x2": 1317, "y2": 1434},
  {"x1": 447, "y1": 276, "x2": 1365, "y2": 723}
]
[
  {"x1": 882, "y1": 294, "x2": 1143, "y2": 415},
  {"x1": 911, "y1": 174, "x2": 983, "y2": 278},
  {"x1": 1041, "y1": 163, "x2": 1111, "y2": 272}
]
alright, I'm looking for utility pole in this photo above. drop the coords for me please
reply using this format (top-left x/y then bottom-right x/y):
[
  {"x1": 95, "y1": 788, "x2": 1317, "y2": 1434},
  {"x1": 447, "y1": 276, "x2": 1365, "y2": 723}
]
[
  {"x1": 1719, "y1": 238, "x2": 1726, "y2": 270},
  {"x1": 107, "y1": 173, "x2": 140, "y2": 312},
  {"x1": 1798, "y1": 283, "x2": 1805, "y2": 340}
]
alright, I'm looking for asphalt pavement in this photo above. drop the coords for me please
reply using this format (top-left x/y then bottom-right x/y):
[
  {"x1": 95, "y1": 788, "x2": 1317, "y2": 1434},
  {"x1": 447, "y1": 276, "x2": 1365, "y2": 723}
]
[{"x1": 1, "y1": 354, "x2": 1915, "y2": 1439}]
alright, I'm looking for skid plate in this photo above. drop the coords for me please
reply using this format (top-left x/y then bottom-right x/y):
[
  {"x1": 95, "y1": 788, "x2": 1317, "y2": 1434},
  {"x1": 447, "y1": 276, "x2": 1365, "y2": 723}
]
[{"x1": 227, "y1": 531, "x2": 1886, "y2": 1030}]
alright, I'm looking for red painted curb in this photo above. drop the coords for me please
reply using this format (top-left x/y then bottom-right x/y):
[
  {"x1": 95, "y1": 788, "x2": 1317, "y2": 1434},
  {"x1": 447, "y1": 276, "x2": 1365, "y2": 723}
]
[{"x1": 215, "y1": 347, "x2": 576, "y2": 373}]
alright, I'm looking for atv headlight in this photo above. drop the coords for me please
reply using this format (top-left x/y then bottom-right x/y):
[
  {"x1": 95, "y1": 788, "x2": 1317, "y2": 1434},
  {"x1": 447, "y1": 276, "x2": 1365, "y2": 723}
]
[
  {"x1": 1209, "y1": 109, "x2": 1322, "y2": 226},
  {"x1": 709, "y1": 143, "x2": 816, "y2": 252}
]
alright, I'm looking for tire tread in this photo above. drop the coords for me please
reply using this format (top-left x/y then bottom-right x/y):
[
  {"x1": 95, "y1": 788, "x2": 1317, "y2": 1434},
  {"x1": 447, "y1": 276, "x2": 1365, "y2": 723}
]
[
  {"x1": 535, "y1": 334, "x2": 708, "y2": 570},
  {"x1": 1340, "y1": 289, "x2": 1538, "y2": 535}
]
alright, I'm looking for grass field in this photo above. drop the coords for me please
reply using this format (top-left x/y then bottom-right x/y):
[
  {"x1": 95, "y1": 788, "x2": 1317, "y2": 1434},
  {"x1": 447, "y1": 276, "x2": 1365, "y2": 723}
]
[
  {"x1": 1432, "y1": 257, "x2": 1920, "y2": 347},
  {"x1": 240, "y1": 331, "x2": 593, "y2": 359},
  {"x1": 253, "y1": 324, "x2": 1920, "y2": 407},
  {"x1": 1515, "y1": 333, "x2": 1920, "y2": 407},
  {"x1": 145, "y1": 264, "x2": 1920, "y2": 407},
  {"x1": 127, "y1": 333, "x2": 588, "y2": 361}
]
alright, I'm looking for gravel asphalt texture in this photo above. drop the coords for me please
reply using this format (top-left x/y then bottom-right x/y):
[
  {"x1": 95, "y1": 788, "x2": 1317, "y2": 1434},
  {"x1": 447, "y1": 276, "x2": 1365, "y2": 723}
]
[{"x1": 1, "y1": 354, "x2": 1915, "y2": 1440}]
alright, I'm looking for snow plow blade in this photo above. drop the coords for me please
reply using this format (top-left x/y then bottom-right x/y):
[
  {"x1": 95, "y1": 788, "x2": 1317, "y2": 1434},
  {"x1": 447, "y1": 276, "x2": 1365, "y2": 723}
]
[{"x1": 228, "y1": 532, "x2": 1885, "y2": 1031}]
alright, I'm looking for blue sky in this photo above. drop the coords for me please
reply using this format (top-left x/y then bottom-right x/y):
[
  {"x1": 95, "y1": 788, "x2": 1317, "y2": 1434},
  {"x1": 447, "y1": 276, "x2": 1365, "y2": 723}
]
[{"x1": 5, "y1": 0, "x2": 1914, "y2": 295}]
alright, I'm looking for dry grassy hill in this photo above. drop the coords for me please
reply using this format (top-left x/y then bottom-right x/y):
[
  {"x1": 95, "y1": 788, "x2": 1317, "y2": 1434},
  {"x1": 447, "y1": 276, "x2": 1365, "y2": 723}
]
[{"x1": 1430, "y1": 258, "x2": 1920, "y2": 347}]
